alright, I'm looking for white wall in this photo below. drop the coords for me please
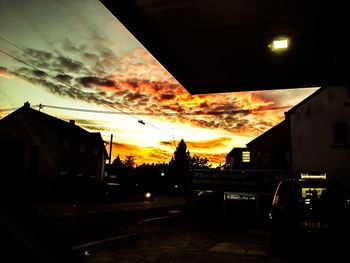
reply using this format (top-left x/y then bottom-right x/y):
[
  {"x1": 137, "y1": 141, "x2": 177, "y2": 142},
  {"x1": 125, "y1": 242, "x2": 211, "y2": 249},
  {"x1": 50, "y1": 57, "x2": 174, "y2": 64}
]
[{"x1": 290, "y1": 86, "x2": 350, "y2": 188}]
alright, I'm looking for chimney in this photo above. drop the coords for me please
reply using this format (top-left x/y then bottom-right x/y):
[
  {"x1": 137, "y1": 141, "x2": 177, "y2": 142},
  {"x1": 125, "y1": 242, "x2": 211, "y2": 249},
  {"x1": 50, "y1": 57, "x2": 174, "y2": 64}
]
[
  {"x1": 24, "y1": 101, "x2": 30, "y2": 108},
  {"x1": 69, "y1": 120, "x2": 75, "y2": 125}
]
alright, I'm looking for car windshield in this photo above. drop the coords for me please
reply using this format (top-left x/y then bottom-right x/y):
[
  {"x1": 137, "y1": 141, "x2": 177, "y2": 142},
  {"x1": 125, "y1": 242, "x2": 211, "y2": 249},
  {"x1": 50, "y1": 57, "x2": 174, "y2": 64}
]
[{"x1": 276, "y1": 179, "x2": 347, "y2": 207}]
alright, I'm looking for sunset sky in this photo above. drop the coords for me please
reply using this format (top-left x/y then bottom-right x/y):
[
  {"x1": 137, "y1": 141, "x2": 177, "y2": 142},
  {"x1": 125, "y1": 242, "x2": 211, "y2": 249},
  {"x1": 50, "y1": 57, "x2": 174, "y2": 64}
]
[{"x1": 0, "y1": 0, "x2": 318, "y2": 166}]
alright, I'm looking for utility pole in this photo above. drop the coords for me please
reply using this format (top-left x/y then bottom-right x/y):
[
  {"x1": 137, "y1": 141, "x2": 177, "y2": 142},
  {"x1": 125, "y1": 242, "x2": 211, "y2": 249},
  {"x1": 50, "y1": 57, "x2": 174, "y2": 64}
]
[{"x1": 109, "y1": 134, "x2": 113, "y2": 164}]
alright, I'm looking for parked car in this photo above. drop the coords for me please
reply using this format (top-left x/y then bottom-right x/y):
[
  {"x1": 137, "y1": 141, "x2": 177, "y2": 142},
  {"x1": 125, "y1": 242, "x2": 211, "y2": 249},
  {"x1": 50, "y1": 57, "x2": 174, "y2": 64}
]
[{"x1": 269, "y1": 174, "x2": 350, "y2": 251}]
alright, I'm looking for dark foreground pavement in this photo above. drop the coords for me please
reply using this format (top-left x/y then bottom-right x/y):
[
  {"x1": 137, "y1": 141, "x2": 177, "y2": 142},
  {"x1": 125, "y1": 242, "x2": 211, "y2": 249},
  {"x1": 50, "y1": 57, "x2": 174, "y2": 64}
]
[
  {"x1": 29, "y1": 194, "x2": 350, "y2": 263},
  {"x1": 83, "y1": 212, "x2": 350, "y2": 263},
  {"x1": 35, "y1": 195, "x2": 186, "y2": 249}
]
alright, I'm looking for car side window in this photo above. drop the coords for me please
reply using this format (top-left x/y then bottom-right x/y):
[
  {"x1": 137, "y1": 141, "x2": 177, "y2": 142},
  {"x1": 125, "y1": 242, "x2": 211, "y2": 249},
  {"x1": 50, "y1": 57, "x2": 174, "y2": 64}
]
[{"x1": 274, "y1": 181, "x2": 297, "y2": 208}]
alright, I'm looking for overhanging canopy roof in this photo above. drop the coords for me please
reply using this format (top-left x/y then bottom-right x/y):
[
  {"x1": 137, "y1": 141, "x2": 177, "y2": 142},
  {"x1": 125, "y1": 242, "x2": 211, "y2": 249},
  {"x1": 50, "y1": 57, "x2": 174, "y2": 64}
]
[{"x1": 101, "y1": 0, "x2": 348, "y2": 94}]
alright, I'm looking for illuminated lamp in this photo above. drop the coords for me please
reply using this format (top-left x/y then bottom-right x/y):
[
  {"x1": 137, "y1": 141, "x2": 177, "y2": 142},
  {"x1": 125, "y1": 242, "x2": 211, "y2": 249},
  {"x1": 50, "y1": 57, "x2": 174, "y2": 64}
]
[{"x1": 269, "y1": 37, "x2": 290, "y2": 52}]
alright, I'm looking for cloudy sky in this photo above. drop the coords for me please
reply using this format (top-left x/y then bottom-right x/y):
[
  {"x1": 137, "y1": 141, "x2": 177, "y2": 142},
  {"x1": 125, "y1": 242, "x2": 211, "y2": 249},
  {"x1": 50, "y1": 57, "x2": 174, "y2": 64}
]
[{"x1": 0, "y1": 0, "x2": 318, "y2": 166}]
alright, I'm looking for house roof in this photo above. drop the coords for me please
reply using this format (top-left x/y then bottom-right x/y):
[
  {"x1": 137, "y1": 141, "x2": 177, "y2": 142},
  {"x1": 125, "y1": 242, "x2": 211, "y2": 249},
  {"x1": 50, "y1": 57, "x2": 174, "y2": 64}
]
[
  {"x1": 285, "y1": 87, "x2": 325, "y2": 115},
  {"x1": 100, "y1": 0, "x2": 348, "y2": 94},
  {"x1": 0, "y1": 103, "x2": 108, "y2": 157},
  {"x1": 246, "y1": 86, "x2": 327, "y2": 147},
  {"x1": 226, "y1": 147, "x2": 247, "y2": 158},
  {"x1": 246, "y1": 119, "x2": 288, "y2": 147}
]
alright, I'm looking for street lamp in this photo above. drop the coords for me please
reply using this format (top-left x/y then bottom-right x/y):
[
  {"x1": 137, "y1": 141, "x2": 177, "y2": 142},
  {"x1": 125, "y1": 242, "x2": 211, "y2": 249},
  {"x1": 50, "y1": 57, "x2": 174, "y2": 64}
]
[{"x1": 269, "y1": 37, "x2": 290, "y2": 52}]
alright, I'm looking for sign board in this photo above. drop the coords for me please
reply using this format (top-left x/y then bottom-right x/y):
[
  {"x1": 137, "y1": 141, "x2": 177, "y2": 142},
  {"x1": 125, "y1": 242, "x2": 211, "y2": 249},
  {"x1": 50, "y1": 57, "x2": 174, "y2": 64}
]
[{"x1": 189, "y1": 169, "x2": 290, "y2": 193}]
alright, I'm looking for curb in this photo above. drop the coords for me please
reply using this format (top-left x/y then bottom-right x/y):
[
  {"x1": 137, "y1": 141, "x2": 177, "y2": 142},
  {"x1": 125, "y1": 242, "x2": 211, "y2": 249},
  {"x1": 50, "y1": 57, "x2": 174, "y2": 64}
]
[{"x1": 72, "y1": 231, "x2": 137, "y2": 254}]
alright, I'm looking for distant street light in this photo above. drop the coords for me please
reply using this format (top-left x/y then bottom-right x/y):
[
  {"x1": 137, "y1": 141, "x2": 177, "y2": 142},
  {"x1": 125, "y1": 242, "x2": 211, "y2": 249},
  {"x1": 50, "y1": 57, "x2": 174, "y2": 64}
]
[{"x1": 269, "y1": 37, "x2": 290, "y2": 52}]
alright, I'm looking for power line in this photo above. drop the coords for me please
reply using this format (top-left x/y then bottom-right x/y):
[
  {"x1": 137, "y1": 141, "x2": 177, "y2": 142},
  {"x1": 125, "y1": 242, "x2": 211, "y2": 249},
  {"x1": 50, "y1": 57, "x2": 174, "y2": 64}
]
[
  {"x1": 0, "y1": 37, "x2": 150, "y2": 122},
  {"x1": 0, "y1": 36, "x2": 65, "y2": 75},
  {"x1": 37, "y1": 104, "x2": 292, "y2": 116},
  {"x1": 0, "y1": 47, "x2": 140, "y2": 120}
]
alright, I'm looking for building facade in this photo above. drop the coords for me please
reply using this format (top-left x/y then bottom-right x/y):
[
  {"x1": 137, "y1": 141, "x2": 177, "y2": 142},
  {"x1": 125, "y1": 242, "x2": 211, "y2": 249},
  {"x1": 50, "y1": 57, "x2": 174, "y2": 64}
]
[
  {"x1": 0, "y1": 102, "x2": 108, "y2": 194},
  {"x1": 288, "y1": 86, "x2": 350, "y2": 186},
  {"x1": 225, "y1": 147, "x2": 251, "y2": 170},
  {"x1": 247, "y1": 120, "x2": 291, "y2": 170},
  {"x1": 246, "y1": 86, "x2": 350, "y2": 187}
]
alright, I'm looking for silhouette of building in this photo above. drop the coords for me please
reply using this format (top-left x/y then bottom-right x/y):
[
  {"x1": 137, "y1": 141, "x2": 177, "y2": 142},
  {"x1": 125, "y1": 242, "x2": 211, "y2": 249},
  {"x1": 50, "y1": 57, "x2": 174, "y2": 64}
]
[
  {"x1": 0, "y1": 102, "x2": 108, "y2": 194},
  {"x1": 247, "y1": 120, "x2": 291, "y2": 170},
  {"x1": 225, "y1": 147, "x2": 251, "y2": 170},
  {"x1": 246, "y1": 86, "x2": 350, "y2": 187}
]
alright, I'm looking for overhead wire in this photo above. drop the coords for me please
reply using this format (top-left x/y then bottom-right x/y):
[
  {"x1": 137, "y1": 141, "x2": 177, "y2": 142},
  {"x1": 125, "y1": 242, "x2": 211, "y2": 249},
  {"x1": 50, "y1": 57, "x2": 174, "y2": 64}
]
[
  {"x1": 0, "y1": 36, "x2": 66, "y2": 75},
  {"x1": 0, "y1": 46, "x2": 144, "y2": 122},
  {"x1": 0, "y1": 40, "x2": 178, "y2": 147},
  {"x1": 34, "y1": 104, "x2": 292, "y2": 116}
]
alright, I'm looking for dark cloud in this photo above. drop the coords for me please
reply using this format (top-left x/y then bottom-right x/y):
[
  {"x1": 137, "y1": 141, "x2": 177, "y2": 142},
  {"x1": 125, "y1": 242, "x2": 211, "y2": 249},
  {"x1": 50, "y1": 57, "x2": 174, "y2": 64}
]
[
  {"x1": 113, "y1": 90, "x2": 129, "y2": 96},
  {"x1": 211, "y1": 104, "x2": 235, "y2": 112},
  {"x1": 160, "y1": 92, "x2": 176, "y2": 100},
  {"x1": 0, "y1": 66, "x2": 10, "y2": 74},
  {"x1": 99, "y1": 50, "x2": 117, "y2": 66},
  {"x1": 124, "y1": 92, "x2": 147, "y2": 102},
  {"x1": 160, "y1": 141, "x2": 173, "y2": 146},
  {"x1": 25, "y1": 48, "x2": 53, "y2": 61},
  {"x1": 56, "y1": 74, "x2": 73, "y2": 83},
  {"x1": 6, "y1": 66, "x2": 117, "y2": 108},
  {"x1": 33, "y1": 70, "x2": 46, "y2": 78},
  {"x1": 61, "y1": 38, "x2": 86, "y2": 53},
  {"x1": 54, "y1": 56, "x2": 83, "y2": 72},
  {"x1": 83, "y1": 52, "x2": 99, "y2": 62},
  {"x1": 199, "y1": 102, "x2": 209, "y2": 108},
  {"x1": 192, "y1": 110, "x2": 205, "y2": 115},
  {"x1": 159, "y1": 105, "x2": 182, "y2": 112},
  {"x1": 78, "y1": 76, "x2": 115, "y2": 88},
  {"x1": 125, "y1": 79, "x2": 139, "y2": 89},
  {"x1": 11, "y1": 69, "x2": 67, "y2": 96}
]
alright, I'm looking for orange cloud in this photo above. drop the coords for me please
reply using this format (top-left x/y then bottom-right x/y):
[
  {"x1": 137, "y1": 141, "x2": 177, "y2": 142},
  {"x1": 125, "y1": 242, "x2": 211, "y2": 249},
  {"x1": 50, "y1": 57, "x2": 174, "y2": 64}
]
[
  {"x1": 180, "y1": 137, "x2": 232, "y2": 150},
  {"x1": 108, "y1": 141, "x2": 172, "y2": 165},
  {"x1": 0, "y1": 67, "x2": 14, "y2": 79}
]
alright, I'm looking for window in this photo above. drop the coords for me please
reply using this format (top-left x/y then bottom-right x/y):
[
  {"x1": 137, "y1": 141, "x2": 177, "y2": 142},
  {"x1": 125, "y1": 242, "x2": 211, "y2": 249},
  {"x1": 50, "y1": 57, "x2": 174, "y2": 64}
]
[
  {"x1": 333, "y1": 122, "x2": 348, "y2": 144},
  {"x1": 242, "y1": 151, "x2": 250, "y2": 163}
]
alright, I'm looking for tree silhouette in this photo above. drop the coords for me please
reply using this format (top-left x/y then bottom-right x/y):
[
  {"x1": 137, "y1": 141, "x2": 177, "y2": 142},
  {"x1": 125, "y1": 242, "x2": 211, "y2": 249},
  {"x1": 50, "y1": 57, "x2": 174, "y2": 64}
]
[
  {"x1": 190, "y1": 155, "x2": 211, "y2": 169},
  {"x1": 173, "y1": 139, "x2": 190, "y2": 190},
  {"x1": 123, "y1": 155, "x2": 136, "y2": 168},
  {"x1": 111, "y1": 155, "x2": 123, "y2": 174}
]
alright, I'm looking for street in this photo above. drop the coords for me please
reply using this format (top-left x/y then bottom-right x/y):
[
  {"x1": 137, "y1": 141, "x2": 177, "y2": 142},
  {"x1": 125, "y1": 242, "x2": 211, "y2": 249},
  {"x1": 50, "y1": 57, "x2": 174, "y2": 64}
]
[
  {"x1": 84, "y1": 212, "x2": 349, "y2": 263},
  {"x1": 33, "y1": 195, "x2": 349, "y2": 263}
]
